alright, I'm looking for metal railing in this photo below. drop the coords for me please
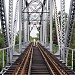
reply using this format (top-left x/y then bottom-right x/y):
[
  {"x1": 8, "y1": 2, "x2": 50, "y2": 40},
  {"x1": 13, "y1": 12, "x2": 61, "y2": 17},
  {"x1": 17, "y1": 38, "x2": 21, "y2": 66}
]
[
  {"x1": 64, "y1": 47, "x2": 75, "y2": 70},
  {"x1": 52, "y1": 44, "x2": 75, "y2": 71},
  {"x1": 0, "y1": 42, "x2": 30, "y2": 74},
  {"x1": 43, "y1": 43, "x2": 75, "y2": 71},
  {"x1": 0, "y1": 44, "x2": 20, "y2": 73}
]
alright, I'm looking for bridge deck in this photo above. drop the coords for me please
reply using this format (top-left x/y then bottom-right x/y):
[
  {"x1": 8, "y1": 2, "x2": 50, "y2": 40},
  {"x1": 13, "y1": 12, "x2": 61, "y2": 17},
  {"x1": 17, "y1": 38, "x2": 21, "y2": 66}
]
[{"x1": 4, "y1": 43, "x2": 75, "y2": 75}]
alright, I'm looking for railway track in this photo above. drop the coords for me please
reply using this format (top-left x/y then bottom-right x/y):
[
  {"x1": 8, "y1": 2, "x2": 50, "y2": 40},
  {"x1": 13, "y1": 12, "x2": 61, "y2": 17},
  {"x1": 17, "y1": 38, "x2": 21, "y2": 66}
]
[
  {"x1": 4, "y1": 43, "x2": 75, "y2": 75},
  {"x1": 38, "y1": 44, "x2": 75, "y2": 75}
]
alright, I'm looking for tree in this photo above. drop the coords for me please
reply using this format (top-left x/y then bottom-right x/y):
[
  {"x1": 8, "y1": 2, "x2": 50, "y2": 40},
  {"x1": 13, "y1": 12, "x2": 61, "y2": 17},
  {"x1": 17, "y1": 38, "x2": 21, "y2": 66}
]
[
  {"x1": 15, "y1": 34, "x2": 19, "y2": 44},
  {"x1": 0, "y1": 31, "x2": 5, "y2": 48}
]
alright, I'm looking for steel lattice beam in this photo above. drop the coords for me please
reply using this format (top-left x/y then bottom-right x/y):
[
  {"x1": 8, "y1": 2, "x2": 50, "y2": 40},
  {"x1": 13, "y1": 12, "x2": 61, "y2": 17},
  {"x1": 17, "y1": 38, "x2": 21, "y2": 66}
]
[
  {"x1": 13, "y1": 0, "x2": 19, "y2": 46},
  {"x1": 64, "y1": 0, "x2": 75, "y2": 64},
  {"x1": 54, "y1": 0, "x2": 61, "y2": 54},
  {"x1": 65, "y1": 0, "x2": 75, "y2": 47},
  {"x1": 0, "y1": 0, "x2": 8, "y2": 47},
  {"x1": 60, "y1": 0, "x2": 66, "y2": 61},
  {"x1": 8, "y1": 0, "x2": 14, "y2": 47}
]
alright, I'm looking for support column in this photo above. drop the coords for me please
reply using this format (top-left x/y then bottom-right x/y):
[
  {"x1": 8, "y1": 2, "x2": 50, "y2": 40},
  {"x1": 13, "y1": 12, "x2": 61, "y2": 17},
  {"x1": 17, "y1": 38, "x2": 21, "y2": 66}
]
[
  {"x1": 19, "y1": 0, "x2": 22, "y2": 52},
  {"x1": 60, "y1": 0, "x2": 65, "y2": 62},
  {"x1": 27, "y1": 7, "x2": 29, "y2": 42},
  {"x1": 40, "y1": 24, "x2": 43, "y2": 42},
  {"x1": 54, "y1": 0, "x2": 61, "y2": 55},
  {"x1": 44, "y1": 21, "x2": 47, "y2": 46},
  {"x1": 43, "y1": 19, "x2": 45, "y2": 44},
  {"x1": 24, "y1": 8, "x2": 28, "y2": 43},
  {"x1": 50, "y1": 0, "x2": 53, "y2": 52},
  {"x1": 8, "y1": 0, "x2": 13, "y2": 63},
  {"x1": 28, "y1": 25, "x2": 30, "y2": 42},
  {"x1": 25, "y1": 21, "x2": 28, "y2": 42}
]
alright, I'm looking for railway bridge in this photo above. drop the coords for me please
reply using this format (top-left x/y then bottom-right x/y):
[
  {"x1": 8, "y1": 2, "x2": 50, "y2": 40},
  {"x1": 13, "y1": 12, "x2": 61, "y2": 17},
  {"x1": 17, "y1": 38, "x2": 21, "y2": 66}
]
[{"x1": 0, "y1": 0, "x2": 75, "y2": 74}]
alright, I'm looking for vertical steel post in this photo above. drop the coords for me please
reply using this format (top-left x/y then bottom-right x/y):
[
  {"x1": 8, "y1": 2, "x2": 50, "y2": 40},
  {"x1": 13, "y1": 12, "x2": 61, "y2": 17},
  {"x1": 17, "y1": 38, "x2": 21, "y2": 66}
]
[
  {"x1": 45, "y1": 3, "x2": 48, "y2": 47},
  {"x1": 2, "y1": 49, "x2": 4, "y2": 68},
  {"x1": 24, "y1": 21, "x2": 26, "y2": 42},
  {"x1": 13, "y1": 0, "x2": 19, "y2": 53},
  {"x1": 43, "y1": 9, "x2": 47, "y2": 46},
  {"x1": 72, "y1": 49, "x2": 74, "y2": 70},
  {"x1": 28, "y1": 25, "x2": 30, "y2": 42},
  {"x1": 19, "y1": 0, "x2": 22, "y2": 52},
  {"x1": 50, "y1": 0, "x2": 53, "y2": 52},
  {"x1": 54, "y1": 0, "x2": 61, "y2": 55},
  {"x1": 60, "y1": 0, "x2": 65, "y2": 62},
  {"x1": 6, "y1": 48, "x2": 9, "y2": 64},
  {"x1": 8, "y1": 0, "x2": 13, "y2": 46},
  {"x1": 25, "y1": 21, "x2": 28, "y2": 42},
  {"x1": 40, "y1": 25, "x2": 43, "y2": 42},
  {"x1": 66, "y1": 50, "x2": 68, "y2": 66},
  {"x1": 8, "y1": 0, "x2": 13, "y2": 63},
  {"x1": 27, "y1": 7, "x2": 29, "y2": 42},
  {"x1": 45, "y1": 21, "x2": 47, "y2": 46},
  {"x1": 43, "y1": 15, "x2": 45, "y2": 44},
  {"x1": 9, "y1": 46, "x2": 13, "y2": 63},
  {"x1": 24, "y1": 8, "x2": 28, "y2": 43}
]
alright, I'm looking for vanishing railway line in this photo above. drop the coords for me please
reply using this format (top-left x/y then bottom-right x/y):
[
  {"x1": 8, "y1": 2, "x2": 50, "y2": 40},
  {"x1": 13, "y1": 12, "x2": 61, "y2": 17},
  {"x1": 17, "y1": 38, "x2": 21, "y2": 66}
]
[{"x1": 4, "y1": 43, "x2": 75, "y2": 75}]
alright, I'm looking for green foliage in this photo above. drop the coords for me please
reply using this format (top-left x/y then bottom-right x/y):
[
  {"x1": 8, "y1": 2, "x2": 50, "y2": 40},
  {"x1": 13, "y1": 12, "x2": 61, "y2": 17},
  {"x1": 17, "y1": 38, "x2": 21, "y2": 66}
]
[
  {"x1": 0, "y1": 31, "x2": 5, "y2": 48},
  {"x1": 30, "y1": 36, "x2": 33, "y2": 42},
  {"x1": 74, "y1": 51, "x2": 75, "y2": 71},
  {"x1": 70, "y1": 22, "x2": 75, "y2": 48},
  {"x1": 15, "y1": 34, "x2": 19, "y2": 44},
  {"x1": 52, "y1": 18, "x2": 57, "y2": 44}
]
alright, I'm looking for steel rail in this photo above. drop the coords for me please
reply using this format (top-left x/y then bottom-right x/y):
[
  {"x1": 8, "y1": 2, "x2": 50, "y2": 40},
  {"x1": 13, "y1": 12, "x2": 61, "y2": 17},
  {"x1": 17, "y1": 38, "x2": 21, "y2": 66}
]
[
  {"x1": 28, "y1": 46, "x2": 33, "y2": 75},
  {"x1": 20, "y1": 46, "x2": 33, "y2": 75},
  {"x1": 37, "y1": 44, "x2": 72, "y2": 75},
  {"x1": 4, "y1": 43, "x2": 32, "y2": 75},
  {"x1": 4, "y1": 43, "x2": 74, "y2": 75}
]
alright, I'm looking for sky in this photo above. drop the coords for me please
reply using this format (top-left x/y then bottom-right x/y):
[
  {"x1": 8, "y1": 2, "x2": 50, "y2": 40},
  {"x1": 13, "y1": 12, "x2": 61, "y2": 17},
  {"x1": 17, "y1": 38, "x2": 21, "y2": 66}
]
[
  {"x1": 56, "y1": 0, "x2": 71, "y2": 13},
  {"x1": 0, "y1": 0, "x2": 71, "y2": 37}
]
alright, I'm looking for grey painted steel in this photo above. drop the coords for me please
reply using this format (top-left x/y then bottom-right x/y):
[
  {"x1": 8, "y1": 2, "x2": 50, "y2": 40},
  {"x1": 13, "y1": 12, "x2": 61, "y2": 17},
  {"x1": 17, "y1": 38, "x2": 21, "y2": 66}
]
[
  {"x1": 65, "y1": 0, "x2": 75, "y2": 64},
  {"x1": 8, "y1": 0, "x2": 13, "y2": 46},
  {"x1": 2, "y1": 49, "x2": 4, "y2": 68},
  {"x1": 8, "y1": 0, "x2": 13, "y2": 63},
  {"x1": 60, "y1": 0, "x2": 66, "y2": 62},
  {"x1": 42, "y1": 4, "x2": 48, "y2": 46},
  {"x1": 72, "y1": 49, "x2": 73, "y2": 70},
  {"x1": 54, "y1": 0, "x2": 61, "y2": 55},
  {"x1": 24, "y1": 0, "x2": 28, "y2": 42},
  {"x1": 0, "y1": 0, "x2": 9, "y2": 64},
  {"x1": 50, "y1": 0, "x2": 53, "y2": 52},
  {"x1": 19, "y1": 0, "x2": 22, "y2": 52},
  {"x1": 1, "y1": 0, "x2": 75, "y2": 68},
  {"x1": 23, "y1": 12, "x2": 49, "y2": 13},
  {"x1": 46, "y1": 0, "x2": 50, "y2": 44},
  {"x1": 22, "y1": 0, "x2": 25, "y2": 43},
  {"x1": 39, "y1": 10, "x2": 42, "y2": 41},
  {"x1": 27, "y1": 8, "x2": 30, "y2": 42},
  {"x1": 40, "y1": 0, "x2": 47, "y2": 43},
  {"x1": 65, "y1": 0, "x2": 75, "y2": 47},
  {"x1": 0, "y1": 0, "x2": 8, "y2": 47},
  {"x1": 13, "y1": 0, "x2": 19, "y2": 46}
]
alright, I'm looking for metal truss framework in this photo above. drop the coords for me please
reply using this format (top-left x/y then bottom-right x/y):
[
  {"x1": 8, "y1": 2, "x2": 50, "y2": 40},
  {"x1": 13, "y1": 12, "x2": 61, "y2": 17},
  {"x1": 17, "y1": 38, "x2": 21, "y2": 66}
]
[
  {"x1": 65, "y1": 0, "x2": 75, "y2": 63},
  {"x1": 0, "y1": 0, "x2": 8, "y2": 47},
  {"x1": 0, "y1": 0, "x2": 75, "y2": 64}
]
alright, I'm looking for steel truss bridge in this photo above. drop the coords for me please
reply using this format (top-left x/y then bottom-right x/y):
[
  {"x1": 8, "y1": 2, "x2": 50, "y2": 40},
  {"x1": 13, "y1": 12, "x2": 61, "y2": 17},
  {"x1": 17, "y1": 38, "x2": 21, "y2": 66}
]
[{"x1": 0, "y1": 0, "x2": 75, "y2": 74}]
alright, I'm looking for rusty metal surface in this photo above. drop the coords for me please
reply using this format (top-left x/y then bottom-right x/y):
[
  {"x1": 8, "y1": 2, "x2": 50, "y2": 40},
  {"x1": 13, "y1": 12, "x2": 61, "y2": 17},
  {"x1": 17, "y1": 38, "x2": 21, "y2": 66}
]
[{"x1": 4, "y1": 43, "x2": 75, "y2": 75}]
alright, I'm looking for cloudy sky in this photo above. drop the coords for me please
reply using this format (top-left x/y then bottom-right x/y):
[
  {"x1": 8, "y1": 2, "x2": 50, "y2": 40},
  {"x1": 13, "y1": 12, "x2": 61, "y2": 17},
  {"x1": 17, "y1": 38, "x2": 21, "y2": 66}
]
[{"x1": 0, "y1": 0, "x2": 71, "y2": 37}]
